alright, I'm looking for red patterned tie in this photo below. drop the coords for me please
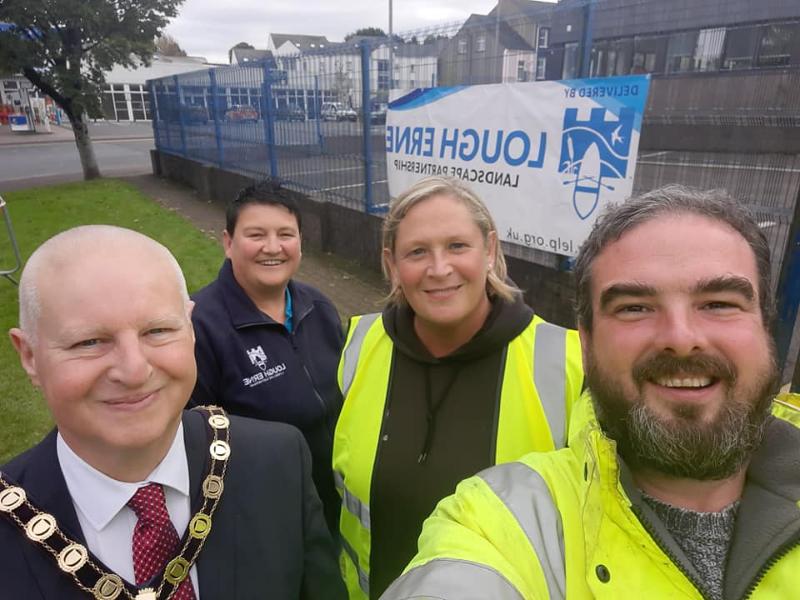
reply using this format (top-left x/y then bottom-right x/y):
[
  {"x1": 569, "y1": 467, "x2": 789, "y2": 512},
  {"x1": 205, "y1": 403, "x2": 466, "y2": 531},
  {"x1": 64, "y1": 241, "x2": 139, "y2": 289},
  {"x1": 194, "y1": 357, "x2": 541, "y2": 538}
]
[{"x1": 128, "y1": 483, "x2": 197, "y2": 599}]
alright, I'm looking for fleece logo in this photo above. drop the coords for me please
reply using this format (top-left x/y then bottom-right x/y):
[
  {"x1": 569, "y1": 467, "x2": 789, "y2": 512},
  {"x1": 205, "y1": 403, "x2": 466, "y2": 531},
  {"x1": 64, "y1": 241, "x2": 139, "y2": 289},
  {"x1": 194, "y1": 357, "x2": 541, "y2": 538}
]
[
  {"x1": 242, "y1": 345, "x2": 287, "y2": 388},
  {"x1": 247, "y1": 345, "x2": 268, "y2": 371},
  {"x1": 558, "y1": 106, "x2": 635, "y2": 220}
]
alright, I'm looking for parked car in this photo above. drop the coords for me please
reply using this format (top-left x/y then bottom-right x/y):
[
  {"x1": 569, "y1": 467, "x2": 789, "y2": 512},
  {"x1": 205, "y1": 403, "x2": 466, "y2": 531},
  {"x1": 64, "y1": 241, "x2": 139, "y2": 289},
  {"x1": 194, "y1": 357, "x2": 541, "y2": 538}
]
[
  {"x1": 225, "y1": 104, "x2": 259, "y2": 122},
  {"x1": 369, "y1": 105, "x2": 387, "y2": 124},
  {"x1": 320, "y1": 102, "x2": 357, "y2": 122},
  {"x1": 275, "y1": 105, "x2": 305, "y2": 121},
  {"x1": 181, "y1": 104, "x2": 208, "y2": 124}
]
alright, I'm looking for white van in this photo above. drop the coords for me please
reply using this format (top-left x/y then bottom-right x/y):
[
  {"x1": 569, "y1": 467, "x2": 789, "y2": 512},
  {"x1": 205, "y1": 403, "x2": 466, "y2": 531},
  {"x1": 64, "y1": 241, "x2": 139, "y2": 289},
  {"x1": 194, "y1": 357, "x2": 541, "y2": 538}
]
[{"x1": 320, "y1": 102, "x2": 357, "y2": 122}]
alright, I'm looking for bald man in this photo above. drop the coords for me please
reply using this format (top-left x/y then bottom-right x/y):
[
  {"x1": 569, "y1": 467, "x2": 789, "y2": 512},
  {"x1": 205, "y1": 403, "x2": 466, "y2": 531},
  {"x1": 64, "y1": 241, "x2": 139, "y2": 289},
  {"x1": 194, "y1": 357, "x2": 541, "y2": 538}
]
[{"x1": 1, "y1": 226, "x2": 346, "y2": 600}]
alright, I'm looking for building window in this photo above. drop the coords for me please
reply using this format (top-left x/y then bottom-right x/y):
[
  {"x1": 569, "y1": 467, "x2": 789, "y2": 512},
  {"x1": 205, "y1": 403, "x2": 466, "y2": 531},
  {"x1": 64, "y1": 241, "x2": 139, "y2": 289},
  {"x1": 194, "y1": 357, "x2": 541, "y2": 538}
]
[
  {"x1": 632, "y1": 51, "x2": 656, "y2": 73},
  {"x1": 605, "y1": 50, "x2": 617, "y2": 76},
  {"x1": 536, "y1": 56, "x2": 546, "y2": 80},
  {"x1": 410, "y1": 64, "x2": 415, "y2": 73},
  {"x1": 695, "y1": 27, "x2": 726, "y2": 71},
  {"x1": 517, "y1": 60, "x2": 527, "y2": 82},
  {"x1": 758, "y1": 23, "x2": 799, "y2": 67},
  {"x1": 377, "y1": 59, "x2": 390, "y2": 90},
  {"x1": 665, "y1": 31, "x2": 698, "y2": 73},
  {"x1": 562, "y1": 42, "x2": 579, "y2": 79},
  {"x1": 723, "y1": 26, "x2": 759, "y2": 70},
  {"x1": 538, "y1": 27, "x2": 550, "y2": 49},
  {"x1": 476, "y1": 35, "x2": 486, "y2": 52},
  {"x1": 589, "y1": 48, "x2": 605, "y2": 76},
  {"x1": 458, "y1": 38, "x2": 467, "y2": 54}
]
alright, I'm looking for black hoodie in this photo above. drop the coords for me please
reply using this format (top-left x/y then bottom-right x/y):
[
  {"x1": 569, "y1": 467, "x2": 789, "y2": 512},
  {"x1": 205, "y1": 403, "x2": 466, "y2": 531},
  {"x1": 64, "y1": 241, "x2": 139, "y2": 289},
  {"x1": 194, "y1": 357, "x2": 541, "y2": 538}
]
[{"x1": 368, "y1": 293, "x2": 533, "y2": 599}]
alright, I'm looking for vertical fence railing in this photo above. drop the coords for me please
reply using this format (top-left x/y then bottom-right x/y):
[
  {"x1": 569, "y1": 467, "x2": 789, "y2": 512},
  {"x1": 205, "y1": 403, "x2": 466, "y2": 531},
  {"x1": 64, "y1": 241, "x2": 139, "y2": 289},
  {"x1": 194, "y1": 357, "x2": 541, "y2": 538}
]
[
  {"x1": 776, "y1": 186, "x2": 800, "y2": 390},
  {"x1": 173, "y1": 75, "x2": 187, "y2": 157},
  {"x1": 361, "y1": 42, "x2": 374, "y2": 212},
  {"x1": 209, "y1": 69, "x2": 225, "y2": 168},
  {"x1": 148, "y1": 80, "x2": 160, "y2": 151},
  {"x1": 262, "y1": 63, "x2": 279, "y2": 180}
]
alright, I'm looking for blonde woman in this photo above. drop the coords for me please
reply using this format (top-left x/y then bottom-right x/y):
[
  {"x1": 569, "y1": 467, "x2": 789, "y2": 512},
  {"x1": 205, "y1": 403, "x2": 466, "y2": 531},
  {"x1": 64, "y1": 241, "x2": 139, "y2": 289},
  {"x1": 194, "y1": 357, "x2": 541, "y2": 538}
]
[{"x1": 332, "y1": 176, "x2": 584, "y2": 599}]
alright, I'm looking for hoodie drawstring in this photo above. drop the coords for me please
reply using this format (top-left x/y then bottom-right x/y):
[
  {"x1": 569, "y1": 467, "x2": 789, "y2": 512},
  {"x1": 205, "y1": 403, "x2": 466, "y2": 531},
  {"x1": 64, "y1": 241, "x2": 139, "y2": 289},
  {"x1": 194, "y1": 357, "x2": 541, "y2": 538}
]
[{"x1": 418, "y1": 366, "x2": 461, "y2": 464}]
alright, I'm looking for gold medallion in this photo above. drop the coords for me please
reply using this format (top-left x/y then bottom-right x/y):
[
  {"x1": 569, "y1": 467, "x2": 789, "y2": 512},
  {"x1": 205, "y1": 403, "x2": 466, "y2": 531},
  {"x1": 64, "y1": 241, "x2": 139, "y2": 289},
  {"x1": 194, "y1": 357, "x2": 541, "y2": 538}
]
[
  {"x1": 134, "y1": 587, "x2": 157, "y2": 600},
  {"x1": 202, "y1": 475, "x2": 224, "y2": 499},
  {"x1": 188, "y1": 513, "x2": 212, "y2": 539},
  {"x1": 164, "y1": 556, "x2": 190, "y2": 584},
  {"x1": 58, "y1": 543, "x2": 88, "y2": 573},
  {"x1": 208, "y1": 414, "x2": 230, "y2": 430},
  {"x1": 0, "y1": 486, "x2": 26, "y2": 512},
  {"x1": 25, "y1": 512, "x2": 57, "y2": 541},
  {"x1": 92, "y1": 573, "x2": 124, "y2": 599},
  {"x1": 209, "y1": 440, "x2": 231, "y2": 460}
]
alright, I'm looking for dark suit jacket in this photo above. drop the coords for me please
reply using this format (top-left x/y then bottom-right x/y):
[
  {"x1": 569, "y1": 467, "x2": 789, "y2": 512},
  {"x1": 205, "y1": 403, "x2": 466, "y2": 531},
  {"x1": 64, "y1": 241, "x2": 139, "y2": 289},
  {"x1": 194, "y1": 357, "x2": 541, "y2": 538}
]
[{"x1": 0, "y1": 410, "x2": 347, "y2": 599}]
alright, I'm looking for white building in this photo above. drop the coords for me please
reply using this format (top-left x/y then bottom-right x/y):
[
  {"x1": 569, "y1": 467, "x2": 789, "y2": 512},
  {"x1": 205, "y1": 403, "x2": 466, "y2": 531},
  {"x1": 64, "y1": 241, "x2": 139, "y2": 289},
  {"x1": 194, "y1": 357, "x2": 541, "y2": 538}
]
[
  {"x1": 268, "y1": 35, "x2": 440, "y2": 113},
  {"x1": 101, "y1": 54, "x2": 214, "y2": 121}
]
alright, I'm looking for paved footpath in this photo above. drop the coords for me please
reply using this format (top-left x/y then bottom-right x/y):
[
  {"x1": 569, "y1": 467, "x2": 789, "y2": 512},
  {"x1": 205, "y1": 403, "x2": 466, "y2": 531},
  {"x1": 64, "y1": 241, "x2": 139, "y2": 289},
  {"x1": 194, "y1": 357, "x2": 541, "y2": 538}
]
[{"x1": 122, "y1": 174, "x2": 387, "y2": 322}]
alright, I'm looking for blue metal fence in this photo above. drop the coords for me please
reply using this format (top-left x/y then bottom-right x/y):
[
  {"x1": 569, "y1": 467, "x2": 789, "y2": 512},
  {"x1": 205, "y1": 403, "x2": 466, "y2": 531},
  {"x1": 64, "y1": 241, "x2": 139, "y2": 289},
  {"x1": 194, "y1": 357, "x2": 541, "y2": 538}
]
[{"x1": 149, "y1": 39, "x2": 401, "y2": 213}]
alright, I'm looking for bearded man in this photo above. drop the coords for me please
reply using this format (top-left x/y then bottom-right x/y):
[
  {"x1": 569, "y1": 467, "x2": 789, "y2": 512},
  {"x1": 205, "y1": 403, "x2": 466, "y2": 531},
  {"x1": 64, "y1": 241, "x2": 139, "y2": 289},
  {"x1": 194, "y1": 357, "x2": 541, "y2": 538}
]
[{"x1": 382, "y1": 185, "x2": 800, "y2": 600}]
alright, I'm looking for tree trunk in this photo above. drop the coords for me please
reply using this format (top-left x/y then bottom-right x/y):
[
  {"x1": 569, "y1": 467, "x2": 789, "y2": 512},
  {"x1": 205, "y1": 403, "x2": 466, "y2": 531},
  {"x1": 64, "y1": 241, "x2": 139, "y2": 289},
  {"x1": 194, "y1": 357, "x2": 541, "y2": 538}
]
[{"x1": 70, "y1": 113, "x2": 101, "y2": 180}]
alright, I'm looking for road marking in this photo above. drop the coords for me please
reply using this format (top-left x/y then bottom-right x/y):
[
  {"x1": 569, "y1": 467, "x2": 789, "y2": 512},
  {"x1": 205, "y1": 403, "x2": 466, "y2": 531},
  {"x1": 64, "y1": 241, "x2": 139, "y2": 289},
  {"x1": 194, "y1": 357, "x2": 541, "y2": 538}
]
[
  {"x1": 286, "y1": 165, "x2": 363, "y2": 177},
  {"x1": 318, "y1": 179, "x2": 388, "y2": 192},
  {"x1": 637, "y1": 160, "x2": 800, "y2": 173},
  {"x1": 0, "y1": 137, "x2": 153, "y2": 149}
]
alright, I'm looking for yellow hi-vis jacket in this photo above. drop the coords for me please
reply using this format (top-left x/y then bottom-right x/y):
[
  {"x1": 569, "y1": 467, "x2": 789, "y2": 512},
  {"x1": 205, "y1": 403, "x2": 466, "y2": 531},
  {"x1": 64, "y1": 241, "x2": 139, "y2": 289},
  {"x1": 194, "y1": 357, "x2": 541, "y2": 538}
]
[
  {"x1": 383, "y1": 394, "x2": 800, "y2": 600},
  {"x1": 333, "y1": 312, "x2": 584, "y2": 599}
]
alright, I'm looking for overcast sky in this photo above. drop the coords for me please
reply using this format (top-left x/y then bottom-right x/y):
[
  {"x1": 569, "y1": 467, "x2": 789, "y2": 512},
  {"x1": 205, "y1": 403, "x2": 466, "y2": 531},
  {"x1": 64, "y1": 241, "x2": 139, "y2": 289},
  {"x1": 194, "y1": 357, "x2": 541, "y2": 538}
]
[{"x1": 164, "y1": 0, "x2": 513, "y2": 64}]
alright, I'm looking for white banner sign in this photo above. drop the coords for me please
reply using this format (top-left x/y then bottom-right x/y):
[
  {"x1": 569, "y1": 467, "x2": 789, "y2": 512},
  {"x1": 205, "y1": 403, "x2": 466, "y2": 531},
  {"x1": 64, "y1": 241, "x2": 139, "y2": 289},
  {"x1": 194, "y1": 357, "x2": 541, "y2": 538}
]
[{"x1": 386, "y1": 75, "x2": 650, "y2": 256}]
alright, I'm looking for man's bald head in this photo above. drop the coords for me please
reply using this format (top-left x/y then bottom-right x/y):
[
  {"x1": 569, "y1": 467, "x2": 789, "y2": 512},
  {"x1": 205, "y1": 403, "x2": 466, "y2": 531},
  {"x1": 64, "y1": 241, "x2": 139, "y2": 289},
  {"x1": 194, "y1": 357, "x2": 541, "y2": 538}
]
[{"x1": 18, "y1": 225, "x2": 190, "y2": 343}]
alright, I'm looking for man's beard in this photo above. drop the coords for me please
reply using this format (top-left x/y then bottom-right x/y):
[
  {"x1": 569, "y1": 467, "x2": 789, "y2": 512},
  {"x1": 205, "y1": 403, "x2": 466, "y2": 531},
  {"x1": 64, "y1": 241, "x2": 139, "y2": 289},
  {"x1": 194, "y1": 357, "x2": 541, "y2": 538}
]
[{"x1": 587, "y1": 349, "x2": 779, "y2": 480}]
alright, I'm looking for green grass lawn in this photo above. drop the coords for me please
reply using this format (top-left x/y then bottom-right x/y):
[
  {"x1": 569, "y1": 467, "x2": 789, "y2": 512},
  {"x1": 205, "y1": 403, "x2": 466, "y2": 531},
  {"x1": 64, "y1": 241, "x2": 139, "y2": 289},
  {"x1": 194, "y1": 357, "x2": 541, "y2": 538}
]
[{"x1": 0, "y1": 179, "x2": 223, "y2": 464}]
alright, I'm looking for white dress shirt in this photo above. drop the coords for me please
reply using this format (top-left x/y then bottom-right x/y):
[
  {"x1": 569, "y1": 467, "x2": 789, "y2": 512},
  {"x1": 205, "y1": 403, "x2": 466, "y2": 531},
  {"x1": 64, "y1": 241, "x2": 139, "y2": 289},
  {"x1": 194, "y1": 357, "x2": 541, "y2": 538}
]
[{"x1": 57, "y1": 423, "x2": 200, "y2": 596}]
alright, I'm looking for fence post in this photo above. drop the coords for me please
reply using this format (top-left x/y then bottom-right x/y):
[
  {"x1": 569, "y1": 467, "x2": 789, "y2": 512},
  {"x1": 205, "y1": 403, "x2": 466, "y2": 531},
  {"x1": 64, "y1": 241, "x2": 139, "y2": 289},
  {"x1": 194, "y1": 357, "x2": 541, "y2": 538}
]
[
  {"x1": 580, "y1": 0, "x2": 596, "y2": 78},
  {"x1": 158, "y1": 82, "x2": 172, "y2": 151},
  {"x1": 360, "y1": 42, "x2": 373, "y2": 212},
  {"x1": 209, "y1": 69, "x2": 224, "y2": 168},
  {"x1": 174, "y1": 75, "x2": 187, "y2": 157},
  {"x1": 261, "y1": 63, "x2": 279, "y2": 180},
  {"x1": 315, "y1": 74, "x2": 324, "y2": 152},
  {"x1": 148, "y1": 80, "x2": 160, "y2": 149},
  {"x1": 775, "y1": 185, "x2": 800, "y2": 391}
]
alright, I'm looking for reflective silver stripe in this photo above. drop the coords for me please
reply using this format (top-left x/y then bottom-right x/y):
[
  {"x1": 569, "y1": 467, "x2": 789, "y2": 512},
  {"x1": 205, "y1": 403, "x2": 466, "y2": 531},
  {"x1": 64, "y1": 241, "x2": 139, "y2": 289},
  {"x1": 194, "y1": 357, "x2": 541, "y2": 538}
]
[
  {"x1": 334, "y1": 470, "x2": 371, "y2": 530},
  {"x1": 341, "y1": 312, "x2": 381, "y2": 399},
  {"x1": 382, "y1": 558, "x2": 524, "y2": 600},
  {"x1": 341, "y1": 532, "x2": 370, "y2": 596},
  {"x1": 479, "y1": 462, "x2": 566, "y2": 600},
  {"x1": 533, "y1": 321, "x2": 568, "y2": 448}
]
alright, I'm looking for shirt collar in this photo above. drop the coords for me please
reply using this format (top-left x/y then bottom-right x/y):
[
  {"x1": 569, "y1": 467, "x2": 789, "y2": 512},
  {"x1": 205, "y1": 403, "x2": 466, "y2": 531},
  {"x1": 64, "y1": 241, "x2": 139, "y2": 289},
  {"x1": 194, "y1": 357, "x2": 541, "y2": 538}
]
[{"x1": 57, "y1": 422, "x2": 190, "y2": 532}]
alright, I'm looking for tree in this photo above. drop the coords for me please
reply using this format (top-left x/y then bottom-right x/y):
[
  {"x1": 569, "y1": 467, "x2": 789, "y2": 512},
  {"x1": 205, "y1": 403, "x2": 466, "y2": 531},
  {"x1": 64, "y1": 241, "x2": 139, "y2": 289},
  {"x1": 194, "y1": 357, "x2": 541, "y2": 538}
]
[
  {"x1": 228, "y1": 41, "x2": 254, "y2": 64},
  {"x1": 344, "y1": 27, "x2": 387, "y2": 42},
  {"x1": 0, "y1": 0, "x2": 183, "y2": 180},
  {"x1": 156, "y1": 33, "x2": 187, "y2": 57}
]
